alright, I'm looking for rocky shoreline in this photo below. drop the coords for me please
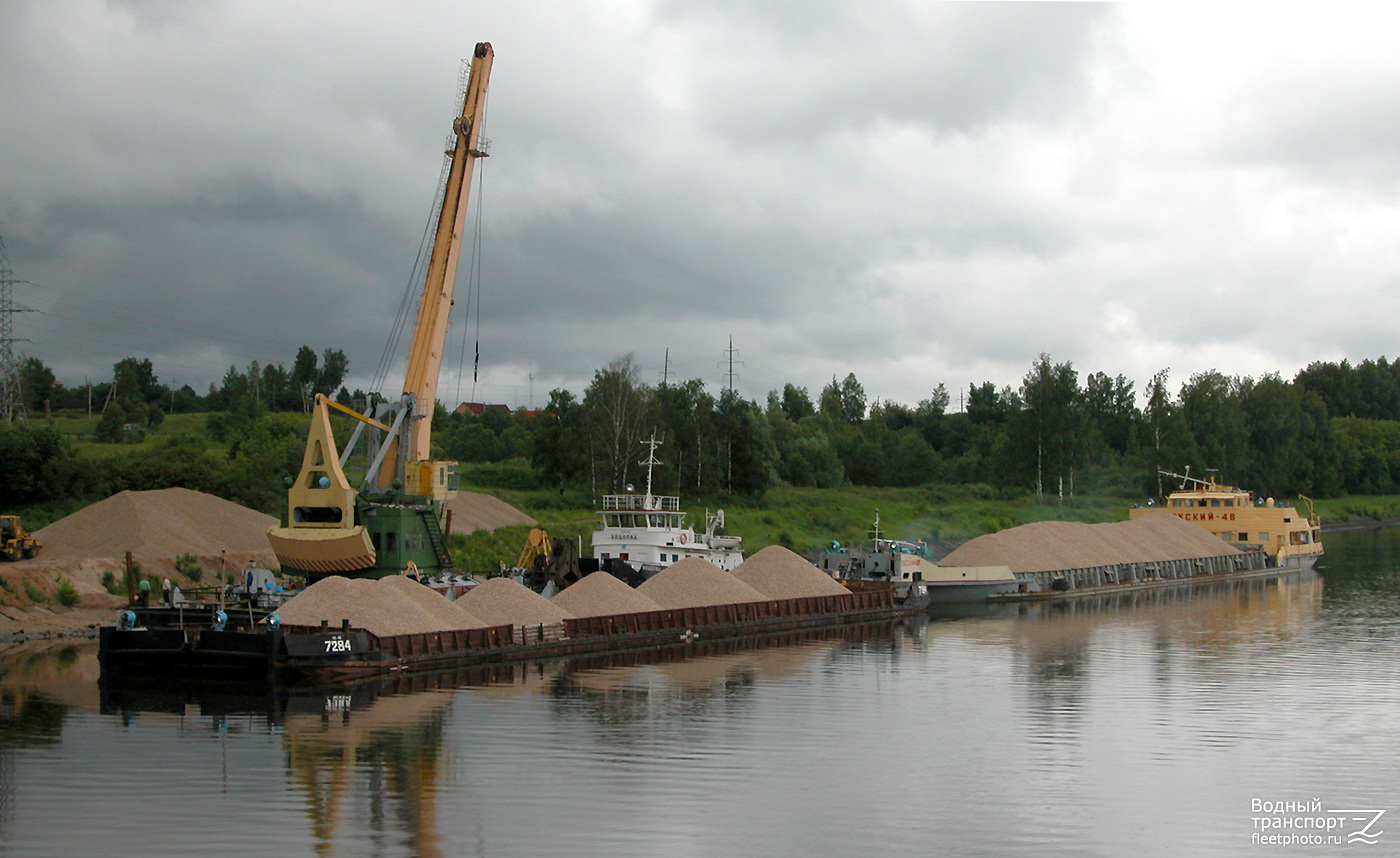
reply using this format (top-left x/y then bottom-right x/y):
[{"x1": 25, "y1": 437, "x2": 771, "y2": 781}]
[{"x1": 0, "y1": 601, "x2": 120, "y2": 644}]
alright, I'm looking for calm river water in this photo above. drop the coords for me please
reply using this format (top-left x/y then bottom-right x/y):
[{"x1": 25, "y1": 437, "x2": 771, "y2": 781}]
[{"x1": 3, "y1": 527, "x2": 1400, "y2": 857}]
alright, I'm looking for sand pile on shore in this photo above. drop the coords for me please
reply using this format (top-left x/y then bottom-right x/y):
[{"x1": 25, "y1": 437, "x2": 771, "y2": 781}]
[
  {"x1": 636, "y1": 558, "x2": 767, "y2": 609},
  {"x1": 444, "y1": 492, "x2": 537, "y2": 535},
  {"x1": 734, "y1": 546, "x2": 852, "y2": 600},
  {"x1": 9, "y1": 488, "x2": 278, "y2": 596},
  {"x1": 457, "y1": 577, "x2": 573, "y2": 627},
  {"x1": 34, "y1": 488, "x2": 276, "y2": 561},
  {"x1": 276, "y1": 575, "x2": 486, "y2": 636},
  {"x1": 940, "y1": 512, "x2": 1242, "y2": 574},
  {"x1": 551, "y1": 571, "x2": 662, "y2": 618}
]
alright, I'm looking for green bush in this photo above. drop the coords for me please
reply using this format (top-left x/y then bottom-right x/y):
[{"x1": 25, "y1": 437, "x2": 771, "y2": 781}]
[
  {"x1": 55, "y1": 579, "x2": 79, "y2": 607},
  {"x1": 55, "y1": 646, "x2": 79, "y2": 670},
  {"x1": 458, "y1": 459, "x2": 540, "y2": 490},
  {"x1": 175, "y1": 553, "x2": 202, "y2": 581},
  {"x1": 100, "y1": 571, "x2": 124, "y2": 595},
  {"x1": 24, "y1": 581, "x2": 45, "y2": 603}
]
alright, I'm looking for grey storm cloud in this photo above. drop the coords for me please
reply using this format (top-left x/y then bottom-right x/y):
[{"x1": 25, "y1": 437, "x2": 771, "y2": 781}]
[{"x1": 3, "y1": 0, "x2": 1400, "y2": 410}]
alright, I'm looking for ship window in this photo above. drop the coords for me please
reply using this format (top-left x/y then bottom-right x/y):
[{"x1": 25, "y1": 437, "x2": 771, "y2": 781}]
[
  {"x1": 1258, "y1": 532, "x2": 1270, "y2": 541},
  {"x1": 1222, "y1": 533, "x2": 1232, "y2": 541},
  {"x1": 1238, "y1": 533, "x2": 1248, "y2": 542},
  {"x1": 1224, "y1": 499, "x2": 1234, "y2": 507},
  {"x1": 1197, "y1": 499, "x2": 1208, "y2": 507},
  {"x1": 1210, "y1": 499, "x2": 1221, "y2": 507}
]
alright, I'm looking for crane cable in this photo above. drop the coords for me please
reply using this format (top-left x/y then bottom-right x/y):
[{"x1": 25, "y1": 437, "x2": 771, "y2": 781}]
[
  {"x1": 371, "y1": 158, "x2": 447, "y2": 403},
  {"x1": 455, "y1": 104, "x2": 488, "y2": 408}
]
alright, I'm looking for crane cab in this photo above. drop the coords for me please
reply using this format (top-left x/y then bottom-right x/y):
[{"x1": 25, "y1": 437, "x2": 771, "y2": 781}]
[{"x1": 404, "y1": 459, "x2": 460, "y2": 502}]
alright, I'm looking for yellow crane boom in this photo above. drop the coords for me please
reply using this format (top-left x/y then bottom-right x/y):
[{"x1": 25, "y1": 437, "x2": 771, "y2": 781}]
[
  {"x1": 268, "y1": 43, "x2": 493, "y2": 581},
  {"x1": 401, "y1": 41, "x2": 494, "y2": 467}
]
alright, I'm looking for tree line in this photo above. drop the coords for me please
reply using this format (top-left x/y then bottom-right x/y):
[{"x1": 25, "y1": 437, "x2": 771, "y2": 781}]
[
  {"x1": 18, "y1": 346, "x2": 351, "y2": 420},
  {"x1": 7, "y1": 348, "x2": 1400, "y2": 518},
  {"x1": 3, "y1": 346, "x2": 355, "y2": 516},
  {"x1": 519, "y1": 352, "x2": 1400, "y2": 502}
]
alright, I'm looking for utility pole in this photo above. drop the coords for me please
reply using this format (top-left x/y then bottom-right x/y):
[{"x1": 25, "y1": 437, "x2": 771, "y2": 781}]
[
  {"x1": 718, "y1": 335, "x2": 744, "y2": 393},
  {"x1": 716, "y1": 336, "x2": 745, "y2": 492},
  {"x1": 0, "y1": 237, "x2": 36, "y2": 423}
]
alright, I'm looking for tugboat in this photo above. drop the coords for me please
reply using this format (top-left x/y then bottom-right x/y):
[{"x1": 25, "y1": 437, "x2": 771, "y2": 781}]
[
  {"x1": 1129, "y1": 469, "x2": 1323, "y2": 569},
  {"x1": 591, "y1": 437, "x2": 743, "y2": 580},
  {"x1": 814, "y1": 512, "x2": 1018, "y2": 604}
]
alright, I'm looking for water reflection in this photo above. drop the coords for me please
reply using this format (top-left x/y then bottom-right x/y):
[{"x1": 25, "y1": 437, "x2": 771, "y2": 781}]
[
  {"x1": 544, "y1": 629, "x2": 869, "y2": 731},
  {"x1": 0, "y1": 640, "x2": 97, "y2": 845},
  {"x1": 69, "y1": 626, "x2": 889, "y2": 857},
  {"x1": 3, "y1": 543, "x2": 1399, "y2": 857},
  {"x1": 282, "y1": 689, "x2": 452, "y2": 858}
]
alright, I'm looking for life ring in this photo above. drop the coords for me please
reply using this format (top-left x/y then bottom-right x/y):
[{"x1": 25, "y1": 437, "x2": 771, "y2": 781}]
[{"x1": 679, "y1": 533, "x2": 687, "y2": 544}]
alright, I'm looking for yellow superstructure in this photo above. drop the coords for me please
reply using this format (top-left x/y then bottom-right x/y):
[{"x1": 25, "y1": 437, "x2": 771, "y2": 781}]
[{"x1": 1129, "y1": 471, "x2": 1322, "y2": 568}]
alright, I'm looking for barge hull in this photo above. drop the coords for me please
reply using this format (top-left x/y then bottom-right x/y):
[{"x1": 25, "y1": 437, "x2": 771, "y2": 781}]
[
  {"x1": 991, "y1": 558, "x2": 1294, "y2": 603},
  {"x1": 100, "y1": 590, "x2": 919, "y2": 683}
]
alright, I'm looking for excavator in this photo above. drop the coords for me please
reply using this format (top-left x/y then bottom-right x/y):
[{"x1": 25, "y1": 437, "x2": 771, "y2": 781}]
[
  {"x1": 0, "y1": 515, "x2": 41, "y2": 561},
  {"x1": 510, "y1": 527, "x2": 586, "y2": 593},
  {"x1": 267, "y1": 43, "x2": 493, "y2": 583}
]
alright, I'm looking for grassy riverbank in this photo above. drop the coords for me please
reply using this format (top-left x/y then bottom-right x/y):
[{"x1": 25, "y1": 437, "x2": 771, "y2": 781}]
[
  {"x1": 451, "y1": 482, "x2": 1400, "y2": 574},
  {"x1": 452, "y1": 482, "x2": 1139, "y2": 573}
]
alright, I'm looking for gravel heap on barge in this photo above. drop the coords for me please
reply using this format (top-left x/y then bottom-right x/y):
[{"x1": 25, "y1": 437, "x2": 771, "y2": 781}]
[
  {"x1": 940, "y1": 512, "x2": 1270, "y2": 596},
  {"x1": 636, "y1": 558, "x2": 768, "y2": 608},
  {"x1": 733, "y1": 545, "x2": 853, "y2": 600},
  {"x1": 277, "y1": 576, "x2": 488, "y2": 636},
  {"x1": 550, "y1": 571, "x2": 663, "y2": 618},
  {"x1": 101, "y1": 551, "x2": 913, "y2": 681}
]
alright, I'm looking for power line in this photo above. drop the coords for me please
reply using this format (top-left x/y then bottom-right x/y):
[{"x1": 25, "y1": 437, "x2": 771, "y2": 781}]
[
  {"x1": 719, "y1": 335, "x2": 744, "y2": 393},
  {"x1": 0, "y1": 237, "x2": 36, "y2": 422}
]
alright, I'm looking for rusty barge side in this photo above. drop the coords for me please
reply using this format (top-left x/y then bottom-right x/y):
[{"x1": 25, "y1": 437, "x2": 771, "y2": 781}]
[
  {"x1": 989, "y1": 550, "x2": 1279, "y2": 601},
  {"x1": 101, "y1": 590, "x2": 910, "y2": 682}
]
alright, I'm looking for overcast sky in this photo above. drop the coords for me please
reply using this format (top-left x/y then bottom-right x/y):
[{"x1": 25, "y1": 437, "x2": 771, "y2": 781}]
[{"x1": 3, "y1": 0, "x2": 1398, "y2": 412}]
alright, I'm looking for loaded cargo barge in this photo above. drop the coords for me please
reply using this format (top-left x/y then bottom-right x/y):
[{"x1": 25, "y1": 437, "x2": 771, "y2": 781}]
[
  {"x1": 100, "y1": 588, "x2": 915, "y2": 683},
  {"x1": 99, "y1": 621, "x2": 907, "y2": 719},
  {"x1": 941, "y1": 510, "x2": 1292, "y2": 602},
  {"x1": 985, "y1": 550, "x2": 1283, "y2": 602}
]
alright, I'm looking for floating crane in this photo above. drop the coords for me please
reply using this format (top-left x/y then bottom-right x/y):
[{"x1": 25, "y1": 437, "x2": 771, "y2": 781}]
[{"x1": 267, "y1": 42, "x2": 494, "y2": 582}]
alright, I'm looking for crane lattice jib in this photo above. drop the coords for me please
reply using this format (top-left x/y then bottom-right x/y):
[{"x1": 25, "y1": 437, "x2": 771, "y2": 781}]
[{"x1": 401, "y1": 41, "x2": 493, "y2": 464}]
